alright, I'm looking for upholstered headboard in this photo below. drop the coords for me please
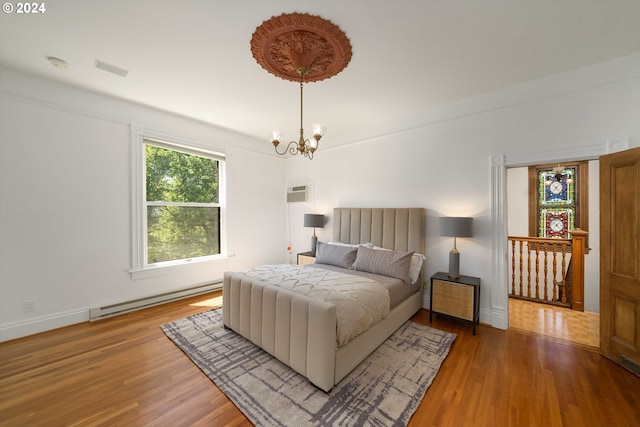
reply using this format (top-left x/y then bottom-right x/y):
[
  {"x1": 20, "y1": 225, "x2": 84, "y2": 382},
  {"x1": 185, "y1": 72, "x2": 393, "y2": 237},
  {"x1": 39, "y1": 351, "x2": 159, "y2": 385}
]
[{"x1": 332, "y1": 208, "x2": 426, "y2": 255}]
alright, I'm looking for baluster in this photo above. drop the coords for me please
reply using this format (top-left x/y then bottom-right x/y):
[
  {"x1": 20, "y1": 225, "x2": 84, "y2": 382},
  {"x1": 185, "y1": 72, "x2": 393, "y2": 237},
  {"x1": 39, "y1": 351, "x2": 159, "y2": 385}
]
[
  {"x1": 543, "y1": 246, "x2": 549, "y2": 301},
  {"x1": 526, "y1": 241, "x2": 532, "y2": 297},
  {"x1": 535, "y1": 245, "x2": 540, "y2": 299},
  {"x1": 560, "y1": 243, "x2": 567, "y2": 304},
  {"x1": 510, "y1": 239, "x2": 516, "y2": 295},
  {"x1": 518, "y1": 240, "x2": 523, "y2": 296},
  {"x1": 552, "y1": 243, "x2": 558, "y2": 302}
]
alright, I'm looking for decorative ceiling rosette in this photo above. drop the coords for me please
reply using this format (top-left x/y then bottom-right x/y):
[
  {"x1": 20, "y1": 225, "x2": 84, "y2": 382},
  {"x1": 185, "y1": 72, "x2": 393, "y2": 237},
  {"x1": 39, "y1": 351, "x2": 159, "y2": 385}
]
[{"x1": 250, "y1": 12, "x2": 352, "y2": 82}]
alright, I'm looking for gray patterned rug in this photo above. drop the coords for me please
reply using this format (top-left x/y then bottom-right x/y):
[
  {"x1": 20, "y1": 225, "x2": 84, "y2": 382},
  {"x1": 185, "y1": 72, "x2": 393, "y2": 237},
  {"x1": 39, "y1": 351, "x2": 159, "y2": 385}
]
[{"x1": 161, "y1": 308, "x2": 456, "y2": 426}]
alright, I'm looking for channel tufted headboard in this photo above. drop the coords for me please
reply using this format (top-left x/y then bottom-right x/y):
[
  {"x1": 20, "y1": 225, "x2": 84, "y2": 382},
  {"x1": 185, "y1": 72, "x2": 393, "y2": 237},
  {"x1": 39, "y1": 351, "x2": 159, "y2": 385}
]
[{"x1": 331, "y1": 208, "x2": 426, "y2": 255}]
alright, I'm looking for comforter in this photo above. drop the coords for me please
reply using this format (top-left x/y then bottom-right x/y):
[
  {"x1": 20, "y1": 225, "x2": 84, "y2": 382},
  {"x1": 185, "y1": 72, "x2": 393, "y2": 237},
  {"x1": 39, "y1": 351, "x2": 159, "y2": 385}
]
[{"x1": 237, "y1": 264, "x2": 390, "y2": 346}]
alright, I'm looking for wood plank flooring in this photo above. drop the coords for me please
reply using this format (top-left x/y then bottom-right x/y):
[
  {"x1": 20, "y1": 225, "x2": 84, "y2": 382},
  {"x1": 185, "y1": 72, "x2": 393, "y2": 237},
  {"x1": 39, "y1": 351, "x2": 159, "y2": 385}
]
[
  {"x1": 508, "y1": 298, "x2": 600, "y2": 348},
  {"x1": 1, "y1": 292, "x2": 639, "y2": 426}
]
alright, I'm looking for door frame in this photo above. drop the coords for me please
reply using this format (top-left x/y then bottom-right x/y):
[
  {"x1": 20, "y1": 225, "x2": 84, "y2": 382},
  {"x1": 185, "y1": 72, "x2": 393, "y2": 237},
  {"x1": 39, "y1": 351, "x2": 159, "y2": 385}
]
[{"x1": 489, "y1": 139, "x2": 629, "y2": 330}]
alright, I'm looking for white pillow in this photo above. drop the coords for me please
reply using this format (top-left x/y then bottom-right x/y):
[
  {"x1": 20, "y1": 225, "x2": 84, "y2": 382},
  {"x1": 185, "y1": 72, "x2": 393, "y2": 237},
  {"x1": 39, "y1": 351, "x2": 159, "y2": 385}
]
[
  {"x1": 327, "y1": 241, "x2": 359, "y2": 247},
  {"x1": 369, "y1": 245, "x2": 425, "y2": 284},
  {"x1": 409, "y1": 253, "x2": 426, "y2": 284}
]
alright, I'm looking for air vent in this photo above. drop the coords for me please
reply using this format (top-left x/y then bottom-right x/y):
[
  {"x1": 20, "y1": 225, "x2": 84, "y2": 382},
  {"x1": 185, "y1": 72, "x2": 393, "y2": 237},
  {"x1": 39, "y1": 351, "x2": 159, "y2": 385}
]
[
  {"x1": 621, "y1": 355, "x2": 640, "y2": 377},
  {"x1": 94, "y1": 59, "x2": 129, "y2": 78},
  {"x1": 287, "y1": 185, "x2": 308, "y2": 203}
]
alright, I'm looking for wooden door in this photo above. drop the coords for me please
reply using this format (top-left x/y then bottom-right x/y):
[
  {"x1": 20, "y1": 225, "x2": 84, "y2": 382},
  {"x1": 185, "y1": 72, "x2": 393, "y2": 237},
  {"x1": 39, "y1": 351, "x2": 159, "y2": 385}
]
[{"x1": 600, "y1": 147, "x2": 640, "y2": 374}]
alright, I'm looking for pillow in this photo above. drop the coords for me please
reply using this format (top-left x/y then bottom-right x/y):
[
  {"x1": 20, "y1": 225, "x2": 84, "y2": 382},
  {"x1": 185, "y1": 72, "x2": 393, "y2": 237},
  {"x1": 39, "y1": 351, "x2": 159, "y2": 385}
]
[
  {"x1": 369, "y1": 245, "x2": 425, "y2": 284},
  {"x1": 315, "y1": 241, "x2": 358, "y2": 269},
  {"x1": 352, "y1": 245, "x2": 413, "y2": 284},
  {"x1": 409, "y1": 253, "x2": 426, "y2": 283},
  {"x1": 327, "y1": 241, "x2": 359, "y2": 248}
]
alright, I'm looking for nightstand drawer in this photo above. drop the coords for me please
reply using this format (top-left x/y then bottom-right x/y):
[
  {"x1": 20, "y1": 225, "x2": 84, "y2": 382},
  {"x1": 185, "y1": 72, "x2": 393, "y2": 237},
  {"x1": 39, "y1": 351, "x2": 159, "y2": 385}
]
[{"x1": 432, "y1": 279, "x2": 474, "y2": 321}]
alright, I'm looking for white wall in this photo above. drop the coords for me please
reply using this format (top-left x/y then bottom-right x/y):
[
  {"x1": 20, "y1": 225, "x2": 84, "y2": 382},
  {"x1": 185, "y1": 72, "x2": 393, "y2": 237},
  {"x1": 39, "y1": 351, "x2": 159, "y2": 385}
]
[
  {"x1": 0, "y1": 68, "x2": 287, "y2": 341},
  {"x1": 506, "y1": 167, "x2": 529, "y2": 236},
  {"x1": 1, "y1": 53, "x2": 637, "y2": 340},
  {"x1": 285, "y1": 54, "x2": 639, "y2": 326}
]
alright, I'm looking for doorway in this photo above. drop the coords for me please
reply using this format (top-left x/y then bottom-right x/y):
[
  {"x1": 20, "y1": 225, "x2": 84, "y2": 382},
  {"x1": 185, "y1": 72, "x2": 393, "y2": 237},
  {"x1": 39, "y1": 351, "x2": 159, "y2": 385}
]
[
  {"x1": 505, "y1": 163, "x2": 600, "y2": 347},
  {"x1": 489, "y1": 140, "x2": 629, "y2": 333}
]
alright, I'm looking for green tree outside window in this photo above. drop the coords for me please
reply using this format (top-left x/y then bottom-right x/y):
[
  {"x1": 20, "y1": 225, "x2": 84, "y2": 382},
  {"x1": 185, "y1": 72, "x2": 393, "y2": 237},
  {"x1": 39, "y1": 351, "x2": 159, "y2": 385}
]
[{"x1": 145, "y1": 144, "x2": 220, "y2": 264}]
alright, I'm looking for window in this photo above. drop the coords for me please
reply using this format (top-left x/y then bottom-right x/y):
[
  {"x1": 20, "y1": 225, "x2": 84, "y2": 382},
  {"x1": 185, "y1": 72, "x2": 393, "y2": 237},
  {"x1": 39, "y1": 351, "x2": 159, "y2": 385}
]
[
  {"x1": 528, "y1": 161, "x2": 588, "y2": 239},
  {"x1": 130, "y1": 124, "x2": 225, "y2": 277},
  {"x1": 145, "y1": 141, "x2": 222, "y2": 263}
]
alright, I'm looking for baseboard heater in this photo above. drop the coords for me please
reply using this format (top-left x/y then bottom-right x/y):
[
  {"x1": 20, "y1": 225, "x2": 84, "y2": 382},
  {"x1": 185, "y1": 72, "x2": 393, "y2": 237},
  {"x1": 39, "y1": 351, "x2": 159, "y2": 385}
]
[
  {"x1": 89, "y1": 281, "x2": 222, "y2": 321},
  {"x1": 621, "y1": 355, "x2": 640, "y2": 378}
]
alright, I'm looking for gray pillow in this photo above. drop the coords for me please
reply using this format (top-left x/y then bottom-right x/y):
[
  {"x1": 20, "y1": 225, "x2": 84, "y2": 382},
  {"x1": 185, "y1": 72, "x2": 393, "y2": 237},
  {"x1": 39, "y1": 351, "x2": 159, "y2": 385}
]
[
  {"x1": 352, "y1": 245, "x2": 414, "y2": 284},
  {"x1": 315, "y1": 241, "x2": 358, "y2": 269}
]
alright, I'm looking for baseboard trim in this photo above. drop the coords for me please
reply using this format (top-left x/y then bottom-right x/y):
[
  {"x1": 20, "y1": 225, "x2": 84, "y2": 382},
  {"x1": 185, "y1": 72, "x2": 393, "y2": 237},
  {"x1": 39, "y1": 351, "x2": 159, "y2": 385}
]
[
  {"x1": 0, "y1": 308, "x2": 89, "y2": 343},
  {"x1": 0, "y1": 281, "x2": 223, "y2": 342}
]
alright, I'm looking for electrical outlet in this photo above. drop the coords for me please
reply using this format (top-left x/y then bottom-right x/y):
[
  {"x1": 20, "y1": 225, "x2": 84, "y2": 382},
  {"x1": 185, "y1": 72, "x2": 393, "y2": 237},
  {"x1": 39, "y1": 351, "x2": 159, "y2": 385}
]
[{"x1": 23, "y1": 300, "x2": 36, "y2": 313}]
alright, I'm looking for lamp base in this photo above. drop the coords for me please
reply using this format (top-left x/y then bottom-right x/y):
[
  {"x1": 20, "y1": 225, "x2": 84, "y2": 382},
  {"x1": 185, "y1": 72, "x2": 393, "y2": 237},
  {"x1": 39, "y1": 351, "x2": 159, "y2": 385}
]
[
  {"x1": 310, "y1": 236, "x2": 318, "y2": 256},
  {"x1": 448, "y1": 250, "x2": 460, "y2": 279}
]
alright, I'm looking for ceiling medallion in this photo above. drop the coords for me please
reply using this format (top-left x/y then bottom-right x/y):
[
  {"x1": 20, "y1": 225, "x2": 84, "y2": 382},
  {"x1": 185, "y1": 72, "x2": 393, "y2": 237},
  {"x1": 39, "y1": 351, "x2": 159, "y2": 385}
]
[{"x1": 250, "y1": 12, "x2": 352, "y2": 83}]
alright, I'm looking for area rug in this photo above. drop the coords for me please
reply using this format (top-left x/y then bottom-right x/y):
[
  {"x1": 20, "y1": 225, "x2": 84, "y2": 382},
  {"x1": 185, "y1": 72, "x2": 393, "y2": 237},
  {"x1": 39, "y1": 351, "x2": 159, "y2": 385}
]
[{"x1": 161, "y1": 308, "x2": 456, "y2": 426}]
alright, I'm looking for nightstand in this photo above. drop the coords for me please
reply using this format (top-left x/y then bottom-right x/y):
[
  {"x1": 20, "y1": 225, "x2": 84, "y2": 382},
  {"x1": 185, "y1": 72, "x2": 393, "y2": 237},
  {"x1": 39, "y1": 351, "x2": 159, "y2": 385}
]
[
  {"x1": 297, "y1": 251, "x2": 315, "y2": 266},
  {"x1": 429, "y1": 272, "x2": 480, "y2": 335}
]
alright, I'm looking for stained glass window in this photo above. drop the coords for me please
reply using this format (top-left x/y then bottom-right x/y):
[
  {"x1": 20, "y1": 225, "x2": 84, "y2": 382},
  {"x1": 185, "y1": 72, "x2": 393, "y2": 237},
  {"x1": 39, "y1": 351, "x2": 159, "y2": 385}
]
[
  {"x1": 535, "y1": 165, "x2": 578, "y2": 239},
  {"x1": 528, "y1": 161, "x2": 588, "y2": 243},
  {"x1": 539, "y1": 167, "x2": 575, "y2": 205},
  {"x1": 539, "y1": 207, "x2": 575, "y2": 239}
]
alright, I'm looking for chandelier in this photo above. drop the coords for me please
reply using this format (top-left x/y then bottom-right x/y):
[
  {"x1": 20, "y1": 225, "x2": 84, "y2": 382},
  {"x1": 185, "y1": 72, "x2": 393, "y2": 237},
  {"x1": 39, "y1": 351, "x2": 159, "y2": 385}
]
[
  {"x1": 251, "y1": 13, "x2": 352, "y2": 159},
  {"x1": 545, "y1": 164, "x2": 574, "y2": 186},
  {"x1": 269, "y1": 66, "x2": 325, "y2": 159}
]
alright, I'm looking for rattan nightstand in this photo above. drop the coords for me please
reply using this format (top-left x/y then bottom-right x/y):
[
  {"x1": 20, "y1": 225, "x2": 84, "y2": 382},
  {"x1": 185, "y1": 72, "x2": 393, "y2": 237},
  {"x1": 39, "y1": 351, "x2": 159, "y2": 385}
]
[
  {"x1": 297, "y1": 251, "x2": 315, "y2": 266},
  {"x1": 429, "y1": 272, "x2": 480, "y2": 335}
]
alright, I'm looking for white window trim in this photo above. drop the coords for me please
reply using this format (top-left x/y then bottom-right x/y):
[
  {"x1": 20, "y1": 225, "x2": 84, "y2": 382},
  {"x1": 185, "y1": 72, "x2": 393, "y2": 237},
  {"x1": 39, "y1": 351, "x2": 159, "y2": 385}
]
[{"x1": 129, "y1": 123, "x2": 227, "y2": 280}]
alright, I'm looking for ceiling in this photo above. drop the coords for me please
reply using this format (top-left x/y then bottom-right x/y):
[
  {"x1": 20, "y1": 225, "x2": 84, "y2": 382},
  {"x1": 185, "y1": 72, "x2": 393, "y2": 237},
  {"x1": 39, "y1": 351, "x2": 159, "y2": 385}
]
[{"x1": 1, "y1": 0, "x2": 639, "y2": 150}]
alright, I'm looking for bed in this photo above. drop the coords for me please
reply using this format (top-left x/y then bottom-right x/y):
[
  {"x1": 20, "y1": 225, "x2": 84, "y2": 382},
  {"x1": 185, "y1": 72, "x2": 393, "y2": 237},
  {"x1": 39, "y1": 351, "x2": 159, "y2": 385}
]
[{"x1": 222, "y1": 207, "x2": 426, "y2": 392}]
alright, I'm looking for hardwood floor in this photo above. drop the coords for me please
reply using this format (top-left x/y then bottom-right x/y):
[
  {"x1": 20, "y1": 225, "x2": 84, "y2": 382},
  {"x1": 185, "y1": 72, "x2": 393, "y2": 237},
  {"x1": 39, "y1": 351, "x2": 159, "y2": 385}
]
[
  {"x1": 1, "y1": 292, "x2": 639, "y2": 427},
  {"x1": 508, "y1": 298, "x2": 600, "y2": 348}
]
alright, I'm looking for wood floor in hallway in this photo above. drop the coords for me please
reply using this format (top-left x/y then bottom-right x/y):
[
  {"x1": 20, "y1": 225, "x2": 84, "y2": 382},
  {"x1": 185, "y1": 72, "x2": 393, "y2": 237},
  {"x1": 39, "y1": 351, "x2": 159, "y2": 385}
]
[{"x1": 508, "y1": 298, "x2": 600, "y2": 348}]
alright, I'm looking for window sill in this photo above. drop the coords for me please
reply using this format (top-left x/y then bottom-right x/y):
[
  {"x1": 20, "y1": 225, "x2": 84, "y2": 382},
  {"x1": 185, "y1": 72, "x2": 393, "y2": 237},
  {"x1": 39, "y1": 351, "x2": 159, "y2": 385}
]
[{"x1": 129, "y1": 255, "x2": 229, "y2": 280}]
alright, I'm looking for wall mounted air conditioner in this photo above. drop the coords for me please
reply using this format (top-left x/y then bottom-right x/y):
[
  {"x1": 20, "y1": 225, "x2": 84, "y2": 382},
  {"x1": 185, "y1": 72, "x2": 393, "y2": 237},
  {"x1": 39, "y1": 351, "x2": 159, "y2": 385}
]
[{"x1": 287, "y1": 185, "x2": 308, "y2": 203}]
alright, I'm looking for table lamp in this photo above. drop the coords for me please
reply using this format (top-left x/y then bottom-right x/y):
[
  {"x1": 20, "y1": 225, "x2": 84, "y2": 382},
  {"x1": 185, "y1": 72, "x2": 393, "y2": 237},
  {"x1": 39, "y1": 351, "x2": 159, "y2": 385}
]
[
  {"x1": 304, "y1": 213, "x2": 324, "y2": 256},
  {"x1": 439, "y1": 216, "x2": 473, "y2": 278}
]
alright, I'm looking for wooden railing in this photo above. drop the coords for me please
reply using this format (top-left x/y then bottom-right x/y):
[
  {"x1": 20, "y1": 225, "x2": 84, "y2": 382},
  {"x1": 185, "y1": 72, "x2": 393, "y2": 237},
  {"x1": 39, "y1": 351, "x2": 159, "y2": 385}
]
[{"x1": 508, "y1": 229, "x2": 588, "y2": 311}]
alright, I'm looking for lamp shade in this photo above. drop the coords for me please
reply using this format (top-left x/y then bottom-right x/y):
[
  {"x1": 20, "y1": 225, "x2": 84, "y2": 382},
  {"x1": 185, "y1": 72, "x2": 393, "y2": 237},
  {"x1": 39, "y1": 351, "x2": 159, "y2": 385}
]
[
  {"x1": 439, "y1": 217, "x2": 473, "y2": 238},
  {"x1": 304, "y1": 214, "x2": 325, "y2": 228}
]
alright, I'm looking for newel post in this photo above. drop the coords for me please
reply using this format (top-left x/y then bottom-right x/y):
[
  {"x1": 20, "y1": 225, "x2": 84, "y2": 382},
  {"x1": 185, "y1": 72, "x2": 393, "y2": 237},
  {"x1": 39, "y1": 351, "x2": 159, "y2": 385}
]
[{"x1": 570, "y1": 228, "x2": 588, "y2": 312}]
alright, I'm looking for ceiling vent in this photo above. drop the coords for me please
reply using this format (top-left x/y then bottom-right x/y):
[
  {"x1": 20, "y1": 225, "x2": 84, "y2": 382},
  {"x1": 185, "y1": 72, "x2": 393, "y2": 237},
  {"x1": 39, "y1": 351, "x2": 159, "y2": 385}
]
[{"x1": 94, "y1": 59, "x2": 129, "y2": 78}]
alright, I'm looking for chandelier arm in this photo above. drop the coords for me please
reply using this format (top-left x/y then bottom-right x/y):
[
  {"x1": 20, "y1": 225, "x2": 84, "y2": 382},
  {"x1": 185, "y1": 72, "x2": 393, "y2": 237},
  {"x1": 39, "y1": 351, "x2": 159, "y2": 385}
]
[
  {"x1": 273, "y1": 140, "x2": 300, "y2": 156},
  {"x1": 288, "y1": 141, "x2": 300, "y2": 156}
]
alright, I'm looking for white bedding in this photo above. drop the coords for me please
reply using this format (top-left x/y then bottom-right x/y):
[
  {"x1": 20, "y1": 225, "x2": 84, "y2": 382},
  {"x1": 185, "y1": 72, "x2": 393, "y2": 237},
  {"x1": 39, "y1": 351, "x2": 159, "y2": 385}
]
[{"x1": 238, "y1": 264, "x2": 390, "y2": 346}]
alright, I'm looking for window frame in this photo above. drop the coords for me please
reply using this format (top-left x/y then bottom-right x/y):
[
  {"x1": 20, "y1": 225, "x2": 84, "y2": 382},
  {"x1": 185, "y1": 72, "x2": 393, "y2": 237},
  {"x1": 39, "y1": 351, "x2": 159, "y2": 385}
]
[{"x1": 130, "y1": 124, "x2": 227, "y2": 279}]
